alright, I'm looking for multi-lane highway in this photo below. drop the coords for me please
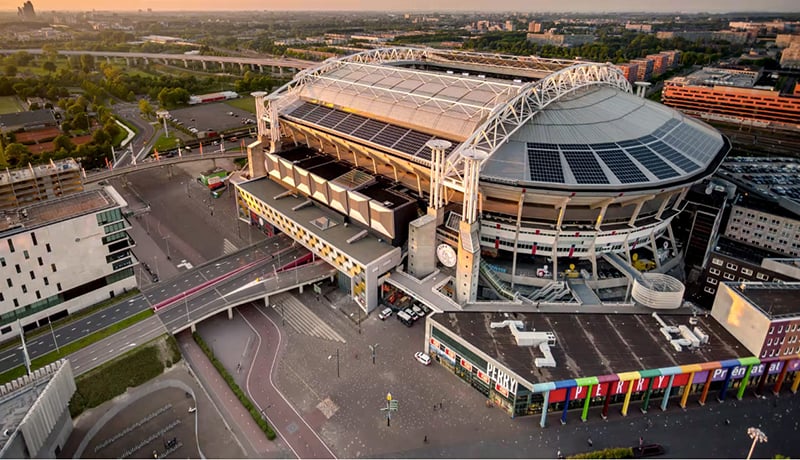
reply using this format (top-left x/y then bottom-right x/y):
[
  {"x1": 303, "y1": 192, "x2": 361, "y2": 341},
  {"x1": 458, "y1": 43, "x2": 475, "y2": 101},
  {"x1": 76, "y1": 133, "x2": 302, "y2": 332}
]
[{"x1": 0, "y1": 237, "x2": 288, "y2": 374}]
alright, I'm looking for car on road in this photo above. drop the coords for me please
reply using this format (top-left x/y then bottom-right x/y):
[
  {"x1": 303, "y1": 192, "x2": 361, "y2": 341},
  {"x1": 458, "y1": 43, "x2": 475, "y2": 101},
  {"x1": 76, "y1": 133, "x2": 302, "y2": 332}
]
[
  {"x1": 414, "y1": 352, "x2": 431, "y2": 365},
  {"x1": 378, "y1": 307, "x2": 393, "y2": 320}
]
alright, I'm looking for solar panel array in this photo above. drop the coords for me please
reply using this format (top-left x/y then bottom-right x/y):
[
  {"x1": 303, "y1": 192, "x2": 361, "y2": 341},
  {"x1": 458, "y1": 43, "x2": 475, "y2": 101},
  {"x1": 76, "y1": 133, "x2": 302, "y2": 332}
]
[
  {"x1": 524, "y1": 117, "x2": 723, "y2": 186},
  {"x1": 286, "y1": 101, "x2": 456, "y2": 161}
]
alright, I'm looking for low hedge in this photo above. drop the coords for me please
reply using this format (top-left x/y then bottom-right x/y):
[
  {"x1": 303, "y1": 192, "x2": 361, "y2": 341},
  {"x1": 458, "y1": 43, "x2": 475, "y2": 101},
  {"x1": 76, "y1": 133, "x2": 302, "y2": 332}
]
[
  {"x1": 569, "y1": 447, "x2": 635, "y2": 459},
  {"x1": 192, "y1": 332, "x2": 276, "y2": 440}
]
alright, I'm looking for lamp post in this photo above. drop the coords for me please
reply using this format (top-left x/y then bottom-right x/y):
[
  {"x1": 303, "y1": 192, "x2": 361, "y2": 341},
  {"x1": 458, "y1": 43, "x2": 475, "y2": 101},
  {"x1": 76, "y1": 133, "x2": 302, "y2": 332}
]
[
  {"x1": 328, "y1": 348, "x2": 340, "y2": 378},
  {"x1": 746, "y1": 427, "x2": 767, "y2": 460},
  {"x1": 274, "y1": 242, "x2": 281, "y2": 268},
  {"x1": 48, "y1": 319, "x2": 60, "y2": 354},
  {"x1": 370, "y1": 343, "x2": 378, "y2": 365},
  {"x1": 163, "y1": 235, "x2": 171, "y2": 260}
]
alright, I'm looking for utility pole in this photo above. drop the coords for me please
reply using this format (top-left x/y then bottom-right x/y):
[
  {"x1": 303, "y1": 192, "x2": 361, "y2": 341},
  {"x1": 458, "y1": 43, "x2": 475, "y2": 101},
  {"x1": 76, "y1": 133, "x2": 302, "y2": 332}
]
[{"x1": 49, "y1": 319, "x2": 60, "y2": 354}]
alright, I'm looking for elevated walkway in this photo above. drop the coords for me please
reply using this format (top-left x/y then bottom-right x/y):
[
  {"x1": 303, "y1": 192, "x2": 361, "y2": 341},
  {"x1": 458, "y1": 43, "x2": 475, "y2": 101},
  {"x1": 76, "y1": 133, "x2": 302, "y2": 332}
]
[
  {"x1": 567, "y1": 279, "x2": 602, "y2": 305},
  {"x1": 602, "y1": 252, "x2": 643, "y2": 282},
  {"x1": 479, "y1": 259, "x2": 520, "y2": 302}
]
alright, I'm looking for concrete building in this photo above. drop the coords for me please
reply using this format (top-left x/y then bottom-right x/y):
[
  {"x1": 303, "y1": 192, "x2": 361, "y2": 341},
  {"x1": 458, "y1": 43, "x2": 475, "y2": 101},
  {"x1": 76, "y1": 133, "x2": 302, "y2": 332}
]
[
  {"x1": 0, "y1": 187, "x2": 136, "y2": 339},
  {"x1": 615, "y1": 62, "x2": 638, "y2": 82},
  {"x1": 625, "y1": 23, "x2": 652, "y2": 33},
  {"x1": 645, "y1": 53, "x2": 670, "y2": 78},
  {"x1": 776, "y1": 34, "x2": 800, "y2": 48},
  {"x1": 662, "y1": 67, "x2": 800, "y2": 128},
  {"x1": 0, "y1": 360, "x2": 76, "y2": 459},
  {"x1": 656, "y1": 30, "x2": 753, "y2": 44},
  {"x1": 698, "y1": 236, "x2": 799, "y2": 308},
  {"x1": 424, "y1": 310, "x2": 796, "y2": 422},
  {"x1": 527, "y1": 21, "x2": 542, "y2": 33},
  {"x1": 0, "y1": 159, "x2": 84, "y2": 211},
  {"x1": 781, "y1": 44, "x2": 800, "y2": 69},
  {"x1": 712, "y1": 282, "x2": 800, "y2": 360}
]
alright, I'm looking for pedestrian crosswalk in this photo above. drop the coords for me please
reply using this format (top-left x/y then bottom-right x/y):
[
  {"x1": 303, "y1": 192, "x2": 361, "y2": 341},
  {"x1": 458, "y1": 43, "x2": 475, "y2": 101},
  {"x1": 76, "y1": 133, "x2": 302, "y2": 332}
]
[
  {"x1": 223, "y1": 238, "x2": 238, "y2": 255},
  {"x1": 270, "y1": 293, "x2": 345, "y2": 343}
]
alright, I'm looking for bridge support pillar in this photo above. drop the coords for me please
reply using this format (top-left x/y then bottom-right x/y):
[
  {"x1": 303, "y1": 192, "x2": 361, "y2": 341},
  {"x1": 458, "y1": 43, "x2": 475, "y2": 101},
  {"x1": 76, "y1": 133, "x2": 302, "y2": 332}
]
[
  {"x1": 228, "y1": 307, "x2": 233, "y2": 320},
  {"x1": 106, "y1": 57, "x2": 111, "y2": 63},
  {"x1": 202, "y1": 61, "x2": 207, "y2": 70},
  {"x1": 219, "y1": 61, "x2": 225, "y2": 70},
  {"x1": 298, "y1": 285, "x2": 303, "y2": 294},
  {"x1": 183, "y1": 59, "x2": 188, "y2": 68},
  {"x1": 239, "y1": 63, "x2": 245, "y2": 72},
  {"x1": 258, "y1": 64, "x2": 263, "y2": 73},
  {"x1": 125, "y1": 57, "x2": 131, "y2": 66},
  {"x1": 264, "y1": 295, "x2": 269, "y2": 306},
  {"x1": 190, "y1": 323, "x2": 196, "y2": 333},
  {"x1": 279, "y1": 67, "x2": 283, "y2": 77},
  {"x1": 144, "y1": 57, "x2": 149, "y2": 65}
]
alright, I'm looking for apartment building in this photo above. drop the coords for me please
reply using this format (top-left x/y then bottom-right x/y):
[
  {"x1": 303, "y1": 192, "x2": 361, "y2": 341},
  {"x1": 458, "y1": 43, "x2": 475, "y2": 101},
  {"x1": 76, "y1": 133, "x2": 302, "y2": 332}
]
[{"x1": 0, "y1": 159, "x2": 84, "y2": 211}]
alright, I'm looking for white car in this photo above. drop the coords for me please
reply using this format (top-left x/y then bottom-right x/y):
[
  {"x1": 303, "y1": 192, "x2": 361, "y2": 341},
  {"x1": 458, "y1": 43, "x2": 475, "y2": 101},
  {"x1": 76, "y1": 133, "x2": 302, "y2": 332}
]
[
  {"x1": 414, "y1": 352, "x2": 431, "y2": 366},
  {"x1": 378, "y1": 307, "x2": 393, "y2": 320}
]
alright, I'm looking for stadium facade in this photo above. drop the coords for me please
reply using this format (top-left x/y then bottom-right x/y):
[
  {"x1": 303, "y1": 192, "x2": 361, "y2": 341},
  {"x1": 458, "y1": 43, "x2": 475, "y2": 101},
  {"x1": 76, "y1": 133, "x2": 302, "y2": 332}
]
[{"x1": 237, "y1": 48, "x2": 730, "y2": 312}]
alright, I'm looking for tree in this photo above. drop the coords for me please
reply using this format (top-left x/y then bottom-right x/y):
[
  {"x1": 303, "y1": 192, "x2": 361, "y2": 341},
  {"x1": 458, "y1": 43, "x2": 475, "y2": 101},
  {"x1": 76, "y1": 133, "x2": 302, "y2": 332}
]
[
  {"x1": 4, "y1": 65, "x2": 16, "y2": 77},
  {"x1": 79, "y1": 54, "x2": 95, "y2": 73},
  {"x1": 138, "y1": 98, "x2": 154, "y2": 116},
  {"x1": 42, "y1": 61, "x2": 57, "y2": 73},
  {"x1": 4, "y1": 143, "x2": 31, "y2": 167},
  {"x1": 52, "y1": 134, "x2": 75, "y2": 153}
]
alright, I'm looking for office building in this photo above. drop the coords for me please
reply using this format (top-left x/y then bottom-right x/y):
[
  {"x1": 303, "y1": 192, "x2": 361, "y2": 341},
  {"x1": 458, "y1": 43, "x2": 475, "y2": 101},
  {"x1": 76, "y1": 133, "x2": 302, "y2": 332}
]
[{"x1": 0, "y1": 159, "x2": 84, "y2": 211}]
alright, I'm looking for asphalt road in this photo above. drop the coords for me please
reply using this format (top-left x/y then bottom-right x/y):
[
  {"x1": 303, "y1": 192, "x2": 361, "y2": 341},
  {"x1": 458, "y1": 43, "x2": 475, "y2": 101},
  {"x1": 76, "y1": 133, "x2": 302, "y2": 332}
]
[
  {"x1": 111, "y1": 102, "x2": 157, "y2": 166},
  {"x1": 0, "y1": 238, "x2": 286, "y2": 374}
]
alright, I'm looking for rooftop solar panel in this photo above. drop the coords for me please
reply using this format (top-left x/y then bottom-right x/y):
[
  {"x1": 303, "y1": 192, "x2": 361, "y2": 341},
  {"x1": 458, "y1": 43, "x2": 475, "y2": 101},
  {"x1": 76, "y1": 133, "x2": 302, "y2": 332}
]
[
  {"x1": 335, "y1": 114, "x2": 368, "y2": 133},
  {"x1": 649, "y1": 141, "x2": 700, "y2": 172},
  {"x1": 288, "y1": 102, "x2": 316, "y2": 119},
  {"x1": 395, "y1": 131, "x2": 433, "y2": 156},
  {"x1": 562, "y1": 149, "x2": 609, "y2": 184},
  {"x1": 373, "y1": 124, "x2": 409, "y2": 149},
  {"x1": 301, "y1": 104, "x2": 331, "y2": 124},
  {"x1": 352, "y1": 119, "x2": 386, "y2": 141},
  {"x1": 626, "y1": 146, "x2": 679, "y2": 179},
  {"x1": 316, "y1": 109, "x2": 348, "y2": 129},
  {"x1": 595, "y1": 149, "x2": 649, "y2": 184},
  {"x1": 527, "y1": 144, "x2": 564, "y2": 184},
  {"x1": 616, "y1": 139, "x2": 643, "y2": 148}
]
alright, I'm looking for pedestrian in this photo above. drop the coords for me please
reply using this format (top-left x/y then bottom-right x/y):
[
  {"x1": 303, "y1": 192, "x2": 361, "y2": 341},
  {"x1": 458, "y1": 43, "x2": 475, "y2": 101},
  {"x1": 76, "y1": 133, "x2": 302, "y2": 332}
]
[
  {"x1": 639, "y1": 437, "x2": 644, "y2": 451},
  {"x1": 587, "y1": 437, "x2": 593, "y2": 447},
  {"x1": 433, "y1": 404, "x2": 436, "y2": 411},
  {"x1": 440, "y1": 401, "x2": 443, "y2": 409},
  {"x1": 423, "y1": 435, "x2": 428, "y2": 443},
  {"x1": 557, "y1": 449, "x2": 563, "y2": 459}
]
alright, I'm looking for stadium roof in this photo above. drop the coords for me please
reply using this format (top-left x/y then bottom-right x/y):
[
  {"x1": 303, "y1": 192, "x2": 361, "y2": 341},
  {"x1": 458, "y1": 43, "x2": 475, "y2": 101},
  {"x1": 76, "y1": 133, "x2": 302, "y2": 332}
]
[{"x1": 270, "y1": 47, "x2": 729, "y2": 191}]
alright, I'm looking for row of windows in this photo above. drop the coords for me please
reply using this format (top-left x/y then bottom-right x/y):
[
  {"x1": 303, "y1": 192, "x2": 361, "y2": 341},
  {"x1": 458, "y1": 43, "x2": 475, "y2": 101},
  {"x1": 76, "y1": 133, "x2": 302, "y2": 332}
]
[
  {"x1": 1, "y1": 242, "x2": 53, "y2": 262},
  {"x1": 96, "y1": 208, "x2": 123, "y2": 226},
  {"x1": 710, "y1": 258, "x2": 771, "y2": 281},
  {"x1": 768, "y1": 323, "x2": 800, "y2": 335},
  {"x1": 762, "y1": 347, "x2": 800, "y2": 358}
]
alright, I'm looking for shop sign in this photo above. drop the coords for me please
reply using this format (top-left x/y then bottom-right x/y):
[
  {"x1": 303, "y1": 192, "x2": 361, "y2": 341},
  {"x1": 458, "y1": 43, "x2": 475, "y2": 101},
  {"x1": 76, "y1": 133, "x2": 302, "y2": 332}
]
[
  {"x1": 444, "y1": 347, "x2": 456, "y2": 360},
  {"x1": 430, "y1": 337, "x2": 441, "y2": 349},
  {"x1": 495, "y1": 383, "x2": 509, "y2": 398},
  {"x1": 749, "y1": 360, "x2": 785, "y2": 377},
  {"x1": 476, "y1": 369, "x2": 490, "y2": 384},
  {"x1": 486, "y1": 362, "x2": 518, "y2": 395},
  {"x1": 460, "y1": 358, "x2": 472, "y2": 372},
  {"x1": 788, "y1": 359, "x2": 800, "y2": 372}
]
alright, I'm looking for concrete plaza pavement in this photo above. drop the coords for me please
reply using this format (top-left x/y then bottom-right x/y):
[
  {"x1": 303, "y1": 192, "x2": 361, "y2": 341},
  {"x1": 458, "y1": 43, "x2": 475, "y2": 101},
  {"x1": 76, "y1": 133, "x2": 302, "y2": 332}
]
[{"x1": 197, "y1": 287, "x2": 800, "y2": 459}]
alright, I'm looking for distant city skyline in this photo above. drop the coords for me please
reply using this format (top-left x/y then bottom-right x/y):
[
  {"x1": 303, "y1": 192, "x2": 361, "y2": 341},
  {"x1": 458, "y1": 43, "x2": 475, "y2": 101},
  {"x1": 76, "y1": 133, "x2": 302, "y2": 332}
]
[{"x1": 3, "y1": 0, "x2": 799, "y2": 13}]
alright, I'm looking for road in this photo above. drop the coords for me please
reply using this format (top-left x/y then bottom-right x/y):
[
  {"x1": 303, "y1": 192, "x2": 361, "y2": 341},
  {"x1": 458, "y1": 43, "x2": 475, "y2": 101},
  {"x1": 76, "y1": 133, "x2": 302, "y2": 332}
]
[
  {"x1": 111, "y1": 102, "x2": 158, "y2": 167},
  {"x1": 0, "y1": 237, "x2": 288, "y2": 374}
]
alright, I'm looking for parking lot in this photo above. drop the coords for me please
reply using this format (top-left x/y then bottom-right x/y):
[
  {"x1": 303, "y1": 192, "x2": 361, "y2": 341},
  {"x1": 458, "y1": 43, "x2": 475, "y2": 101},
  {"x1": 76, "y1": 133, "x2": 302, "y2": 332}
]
[{"x1": 167, "y1": 102, "x2": 255, "y2": 136}]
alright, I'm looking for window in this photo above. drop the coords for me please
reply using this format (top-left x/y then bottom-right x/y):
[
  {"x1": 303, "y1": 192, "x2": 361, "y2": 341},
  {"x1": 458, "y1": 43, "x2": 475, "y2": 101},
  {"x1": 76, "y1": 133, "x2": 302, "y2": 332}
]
[
  {"x1": 726, "y1": 263, "x2": 738, "y2": 270},
  {"x1": 13, "y1": 299, "x2": 18, "y2": 307},
  {"x1": 709, "y1": 268, "x2": 720, "y2": 275},
  {"x1": 769, "y1": 326, "x2": 775, "y2": 334},
  {"x1": 56, "y1": 282, "x2": 61, "y2": 291},
  {"x1": 21, "y1": 285, "x2": 27, "y2": 294},
  {"x1": 711, "y1": 258, "x2": 723, "y2": 266},
  {"x1": 46, "y1": 243, "x2": 51, "y2": 253},
  {"x1": 0, "y1": 257, "x2": 4, "y2": 267},
  {"x1": 43, "y1": 276, "x2": 49, "y2": 286},
  {"x1": 756, "y1": 273, "x2": 769, "y2": 281},
  {"x1": 0, "y1": 292, "x2": 2, "y2": 301},
  {"x1": 704, "y1": 286, "x2": 716, "y2": 294},
  {"x1": 707, "y1": 277, "x2": 718, "y2": 285},
  {"x1": 35, "y1": 291, "x2": 40, "y2": 300},
  {"x1": 51, "y1": 263, "x2": 57, "y2": 273},
  {"x1": 29, "y1": 271, "x2": 35, "y2": 280},
  {"x1": 15, "y1": 264, "x2": 21, "y2": 273},
  {"x1": 30, "y1": 232, "x2": 37, "y2": 246},
  {"x1": 6, "y1": 279, "x2": 11, "y2": 288},
  {"x1": 37, "y1": 257, "x2": 43, "y2": 266},
  {"x1": 779, "y1": 325, "x2": 783, "y2": 333},
  {"x1": 23, "y1": 250, "x2": 29, "y2": 259},
  {"x1": 723, "y1": 273, "x2": 735, "y2": 281},
  {"x1": 7, "y1": 239, "x2": 14, "y2": 253},
  {"x1": 741, "y1": 268, "x2": 753, "y2": 276},
  {"x1": 768, "y1": 338, "x2": 773, "y2": 346}
]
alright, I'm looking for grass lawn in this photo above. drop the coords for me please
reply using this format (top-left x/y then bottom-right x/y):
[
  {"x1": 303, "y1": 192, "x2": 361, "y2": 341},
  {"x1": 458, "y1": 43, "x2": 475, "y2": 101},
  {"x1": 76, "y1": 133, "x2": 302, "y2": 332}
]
[
  {"x1": 0, "y1": 308, "x2": 154, "y2": 385},
  {"x1": 224, "y1": 95, "x2": 256, "y2": 114},
  {"x1": 153, "y1": 134, "x2": 181, "y2": 152},
  {"x1": 0, "y1": 96, "x2": 22, "y2": 114}
]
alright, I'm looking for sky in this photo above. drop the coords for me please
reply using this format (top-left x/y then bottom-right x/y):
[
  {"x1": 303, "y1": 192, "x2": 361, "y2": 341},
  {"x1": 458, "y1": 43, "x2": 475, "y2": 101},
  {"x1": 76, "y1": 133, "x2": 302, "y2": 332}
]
[{"x1": 3, "y1": 0, "x2": 799, "y2": 12}]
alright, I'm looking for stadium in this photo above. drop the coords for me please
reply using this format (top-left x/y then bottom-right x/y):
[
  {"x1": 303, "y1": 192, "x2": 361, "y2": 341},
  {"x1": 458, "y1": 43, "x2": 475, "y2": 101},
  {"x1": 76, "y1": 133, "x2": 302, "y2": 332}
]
[{"x1": 237, "y1": 47, "x2": 730, "y2": 311}]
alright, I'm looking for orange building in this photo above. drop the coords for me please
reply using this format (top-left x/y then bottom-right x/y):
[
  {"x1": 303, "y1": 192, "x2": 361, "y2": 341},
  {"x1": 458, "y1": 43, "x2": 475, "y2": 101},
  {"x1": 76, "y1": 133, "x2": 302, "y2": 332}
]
[{"x1": 662, "y1": 68, "x2": 800, "y2": 128}]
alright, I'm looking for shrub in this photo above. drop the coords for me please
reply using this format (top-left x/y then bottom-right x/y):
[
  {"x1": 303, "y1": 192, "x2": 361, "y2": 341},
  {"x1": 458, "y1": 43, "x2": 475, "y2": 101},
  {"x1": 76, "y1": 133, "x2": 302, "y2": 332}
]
[
  {"x1": 569, "y1": 447, "x2": 635, "y2": 459},
  {"x1": 192, "y1": 332, "x2": 276, "y2": 440}
]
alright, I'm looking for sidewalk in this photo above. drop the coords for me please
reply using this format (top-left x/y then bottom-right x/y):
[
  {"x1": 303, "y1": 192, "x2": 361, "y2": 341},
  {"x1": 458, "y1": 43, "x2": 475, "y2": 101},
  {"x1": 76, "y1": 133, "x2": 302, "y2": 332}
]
[{"x1": 176, "y1": 331, "x2": 288, "y2": 459}]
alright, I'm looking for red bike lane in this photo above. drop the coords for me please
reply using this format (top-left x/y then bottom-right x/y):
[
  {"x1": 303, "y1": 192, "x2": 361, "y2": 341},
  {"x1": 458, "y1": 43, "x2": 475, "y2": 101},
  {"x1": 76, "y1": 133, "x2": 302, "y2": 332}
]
[{"x1": 239, "y1": 304, "x2": 337, "y2": 460}]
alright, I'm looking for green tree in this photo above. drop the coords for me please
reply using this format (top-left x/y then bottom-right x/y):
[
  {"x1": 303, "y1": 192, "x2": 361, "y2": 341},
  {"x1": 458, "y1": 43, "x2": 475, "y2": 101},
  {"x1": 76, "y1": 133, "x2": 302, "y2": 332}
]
[
  {"x1": 4, "y1": 143, "x2": 31, "y2": 167},
  {"x1": 42, "y1": 61, "x2": 57, "y2": 73},
  {"x1": 138, "y1": 98, "x2": 153, "y2": 116},
  {"x1": 4, "y1": 65, "x2": 16, "y2": 77},
  {"x1": 52, "y1": 134, "x2": 75, "y2": 153},
  {"x1": 79, "y1": 54, "x2": 95, "y2": 73}
]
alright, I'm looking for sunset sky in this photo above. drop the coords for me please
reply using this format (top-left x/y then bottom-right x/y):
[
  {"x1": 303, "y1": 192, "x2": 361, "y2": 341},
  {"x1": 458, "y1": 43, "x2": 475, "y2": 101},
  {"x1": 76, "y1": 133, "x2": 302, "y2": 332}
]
[{"x1": 2, "y1": 0, "x2": 798, "y2": 12}]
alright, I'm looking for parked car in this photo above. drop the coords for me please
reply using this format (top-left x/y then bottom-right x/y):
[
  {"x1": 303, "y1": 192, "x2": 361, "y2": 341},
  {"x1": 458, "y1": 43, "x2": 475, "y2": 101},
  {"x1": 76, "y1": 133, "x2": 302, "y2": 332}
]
[
  {"x1": 414, "y1": 352, "x2": 431, "y2": 365},
  {"x1": 404, "y1": 308, "x2": 418, "y2": 321},
  {"x1": 412, "y1": 305, "x2": 425, "y2": 318},
  {"x1": 378, "y1": 307, "x2": 393, "y2": 320}
]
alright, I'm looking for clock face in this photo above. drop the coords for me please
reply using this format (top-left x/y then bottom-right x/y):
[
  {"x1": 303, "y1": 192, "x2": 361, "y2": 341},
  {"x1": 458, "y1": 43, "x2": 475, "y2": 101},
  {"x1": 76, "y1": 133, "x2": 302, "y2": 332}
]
[{"x1": 436, "y1": 244, "x2": 457, "y2": 268}]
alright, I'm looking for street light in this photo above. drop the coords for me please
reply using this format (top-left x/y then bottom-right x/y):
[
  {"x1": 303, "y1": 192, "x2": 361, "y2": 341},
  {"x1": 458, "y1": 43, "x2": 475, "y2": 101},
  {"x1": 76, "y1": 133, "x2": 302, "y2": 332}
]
[
  {"x1": 163, "y1": 235, "x2": 171, "y2": 260},
  {"x1": 369, "y1": 343, "x2": 379, "y2": 365},
  {"x1": 746, "y1": 427, "x2": 767, "y2": 460},
  {"x1": 327, "y1": 348, "x2": 340, "y2": 378}
]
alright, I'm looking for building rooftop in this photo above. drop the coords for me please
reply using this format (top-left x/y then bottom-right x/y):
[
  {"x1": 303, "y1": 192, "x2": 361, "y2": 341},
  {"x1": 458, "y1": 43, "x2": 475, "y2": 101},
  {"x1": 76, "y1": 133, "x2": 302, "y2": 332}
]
[
  {"x1": 237, "y1": 176, "x2": 398, "y2": 266},
  {"x1": 0, "y1": 158, "x2": 81, "y2": 186},
  {"x1": 727, "y1": 282, "x2": 800, "y2": 320},
  {"x1": 713, "y1": 236, "x2": 786, "y2": 267},
  {"x1": 0, "y1": 188, "x2": 117, "y2": 233},
  {"x1": 670, "y1": 67, "x2": 760, "y2": 88},
  {"x1": 432, "y1": 311, "x2": 749, "y2": 387},
  {"x1": 0, "y1": 109, "x2": 56, "y2": 130},
  {"x1": 717, "y1": 156, "x2": 800, "y2": 217}
]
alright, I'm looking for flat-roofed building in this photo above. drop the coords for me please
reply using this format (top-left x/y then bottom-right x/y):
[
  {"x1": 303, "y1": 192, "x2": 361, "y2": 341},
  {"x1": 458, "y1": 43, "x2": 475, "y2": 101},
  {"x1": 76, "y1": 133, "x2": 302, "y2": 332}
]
[
  {"x1": 0, "y1": 109, "x2": 56, "y2": 132},
  {"x1": 662, "y1": 67, "x2": 800, "y2": 128},
  {"x1": 712, "y1": 282, "x2": 800, "y2": 360},
  {"x1": 630, "y1": 58, "x2": 654, "y2": 81},
  {"x1": 645, "y1": 53, "x2": 670, "y2": 77},
  {"x1": 0, "y1": 187, "x2": 136, "y2": 339},
  {"x1": 0, "y1": 159, "x2": 83, "y2": 211},
  {"x1": 615, "y1": 62, "x2": 638, "y2": 82},
  {"x1": 0, "y1": 360, "x2": 76, "y2": 459}
]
